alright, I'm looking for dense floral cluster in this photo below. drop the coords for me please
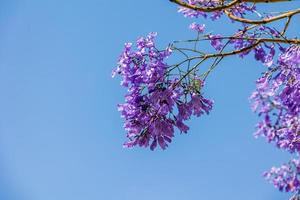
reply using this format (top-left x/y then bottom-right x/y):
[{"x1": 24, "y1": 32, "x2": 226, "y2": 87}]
[
  {"x1": 113, "y1": 33, "x2": 213, "y2": 150},
  {"x1": 250, "y1": 45, "x2": 300, "y2": 153},
  {"x1": 264, "y1": 159, "x2": 300, "y2": 193}
]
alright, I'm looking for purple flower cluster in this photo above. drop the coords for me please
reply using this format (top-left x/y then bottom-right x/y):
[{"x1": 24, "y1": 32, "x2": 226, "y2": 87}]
[
  {"x1": 113, "y1": 33, "x2": 213, "y2": 150},
  {"x1": 250, "y1": 45, "x2": 300, "y2": 153},
  {"x1": 208, "y1": 34, "x2": 223, "y2": 51},
  {"x1": 253, "y1": 44, "x2": 275, "y2": 67},
  {"x1": 264, "y1": 159, "x2": 300, "y2": 192},
  {"x1": 189, "y1": 22, "x2": 205, "y2": 33}
]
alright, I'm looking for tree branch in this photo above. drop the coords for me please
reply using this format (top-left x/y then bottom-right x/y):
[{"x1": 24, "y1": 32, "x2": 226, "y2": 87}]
[
  {"x1": 225, "y1": 8, "x2": 300, "y2": 24},
  {"x1": 170, "y1": 0, "x2": 293, "y2": 13},
  {"x1": 169, "y1": 0, "x2": 241, "y2": 12}
]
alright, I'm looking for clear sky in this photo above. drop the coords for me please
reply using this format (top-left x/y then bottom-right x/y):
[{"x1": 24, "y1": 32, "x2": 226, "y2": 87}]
[{"x1": 0, "y1": 1, "x2": 298, "y2": 200}]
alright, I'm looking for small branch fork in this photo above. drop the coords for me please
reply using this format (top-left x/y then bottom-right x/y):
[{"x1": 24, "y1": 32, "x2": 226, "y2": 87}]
[{"x1": 170, "y1": 38, "x2": 261, "y2": 88}]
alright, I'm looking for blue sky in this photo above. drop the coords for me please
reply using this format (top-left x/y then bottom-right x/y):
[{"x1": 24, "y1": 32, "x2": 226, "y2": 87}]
[{"x1": 0, "y1": 1, "x2": 298, "y2": 200}]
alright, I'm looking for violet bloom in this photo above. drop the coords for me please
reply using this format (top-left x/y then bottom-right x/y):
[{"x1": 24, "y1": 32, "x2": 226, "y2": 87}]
[
  {"x1": 264, "y1": 159, "x2": 300, "y2": 193},
  {"x1": 189, "y1": 22, "x2": 205, "y2": 33},
  {"x1": 208, "y1": 34, "x2": 223, "y2": 51},
  {"x1": 251, "y1": 45, "x2": 300, "y2": 153},
  {"x1": 114, "y1": 33, "x2": 213, "y2": 150},
  {"x1": 254, "y1": 44, "x2": 275, "y2": 67}
]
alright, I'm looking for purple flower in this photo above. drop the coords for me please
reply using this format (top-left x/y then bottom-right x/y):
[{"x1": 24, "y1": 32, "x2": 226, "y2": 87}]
[
  {"x1": 279, "y1": 45, "x2": 300, "y2": 67},
  {"x1": 208, "y1": 34, "x2": 223, "y2": 51},
  {"x1": 189, "y1": 22, "x2": 205, "y2": 33},
  {"x1": 114, "y1": 33, "x2": 213, "y2": 150},
  {"x1": 210, "y1": 11, "x2": 223, "y2": 20},
  {"x1": 264, "y1": 159, "x2": 300, "y2": 192},
  {"x1": 251, "y1": 45, "x2": 300, "y2": 153}
]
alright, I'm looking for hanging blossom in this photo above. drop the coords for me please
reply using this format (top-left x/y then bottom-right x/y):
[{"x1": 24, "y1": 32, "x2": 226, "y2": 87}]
[
  {"x1": 189, "y1": 22, "x2": 205, "y2": 33},
  {"x1": 208, "y1": 34, "x2": 223, "y2": 51},
  {"x1": 250, "y1": 45, "x2": 300, "y2": 153},
  {"x1": 113, "y1": 32, "x2": 213, "y2": 150},
  {"x1": 264, "y1": 159, "x2": 300, "y2": 193}
]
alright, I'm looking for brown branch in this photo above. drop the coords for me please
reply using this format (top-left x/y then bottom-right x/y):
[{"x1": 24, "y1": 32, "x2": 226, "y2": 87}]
[
  {"x1": 204, "y1": 40, "x2": 261, "y2": 58},
  {"x1": 170, "y1": 0, "x2": 299, "y2": 25},
  {"x1": 281, "y1": 16, "x2": 292, "y2": 35},
  {"x1": 172, "y1": 40, "x2": 261, "y2": 67},
  {"x1": 173, "y1": 41, "x2": 261, "y2": 86},
  {"x1": 210, "y1": 37, "x2": 300, "y2": 44},
  {"x1": 174, "y1": 36, "x2": 300, "y2": 45},
  {"x1": 225, "y1": 8, "x2": 300, "y2": 24},
  {"x1": 170, "y1": 0, "x2": 293, "y2": 13},
  {"x1": 169, "y1": 0, "x2": 241, "y2": 12}
]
